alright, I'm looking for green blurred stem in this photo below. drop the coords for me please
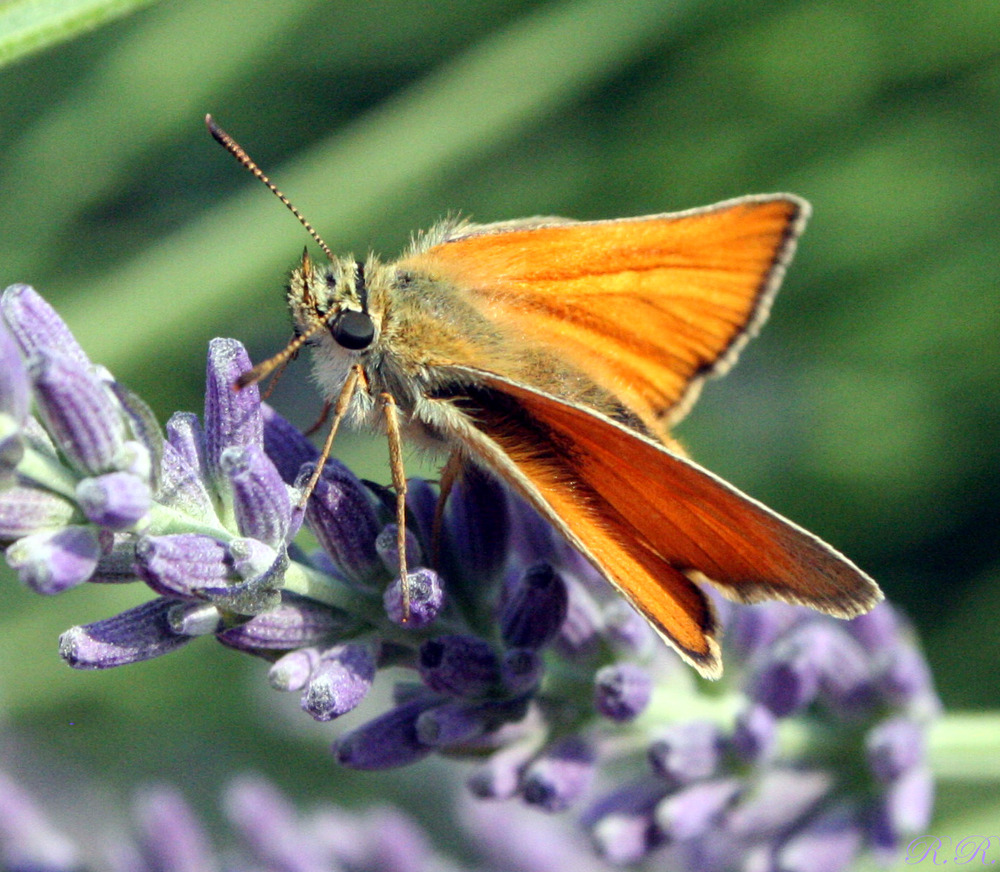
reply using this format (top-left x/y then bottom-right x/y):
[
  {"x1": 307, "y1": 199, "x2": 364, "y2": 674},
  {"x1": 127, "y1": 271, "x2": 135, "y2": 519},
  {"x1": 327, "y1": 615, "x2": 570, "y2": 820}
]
[{"x1": 927, "y1": 711, "x2": 1000, "y2": 781}]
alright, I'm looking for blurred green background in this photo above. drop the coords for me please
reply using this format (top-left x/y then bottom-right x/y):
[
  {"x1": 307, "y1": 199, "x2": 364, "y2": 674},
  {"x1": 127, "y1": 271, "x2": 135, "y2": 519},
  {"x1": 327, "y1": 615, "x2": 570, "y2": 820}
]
[{"x1": 1, "y1": 0, "x2": 999, "y2": 864}]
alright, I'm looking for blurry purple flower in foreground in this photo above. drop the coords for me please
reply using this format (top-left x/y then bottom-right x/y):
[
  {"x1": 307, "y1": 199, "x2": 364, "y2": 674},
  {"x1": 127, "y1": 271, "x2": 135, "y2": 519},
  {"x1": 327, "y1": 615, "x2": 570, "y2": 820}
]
[
  {"x1": 1, "y1": 285, "x2": 940, "y2": 869},
  {"x1": 1, "y1": 764, "x2": 598, "y2": 872}
]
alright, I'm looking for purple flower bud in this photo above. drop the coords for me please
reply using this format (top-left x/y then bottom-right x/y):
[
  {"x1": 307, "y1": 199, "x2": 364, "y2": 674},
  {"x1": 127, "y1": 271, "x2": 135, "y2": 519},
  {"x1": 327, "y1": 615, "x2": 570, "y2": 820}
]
[
  {"x1": 875, "y1": 641, "x2": 939, "y2": 715},
  {"x1": 655, "y1": 778, "x2": 741, "y2": 841},
  {"x1": 649, "y1": 721, "x2": 721, "y2": 783},
  {"x1": 132, "y1": 785, "x2": 216, "y2": 872},
  {"x1": 501, "y1": 647, "x2": 544, "y2": 694},
  {"x1": 725, "y1": 768, "x2": 833, "y2": 840},
  {"x1": 6, "y1": 525, "x2": 101, "y2": 594},
  {"x1": 302, "y1": 643, "x2": 377, "y2": 721},
  {"x1": 76, "y1": 471, "x2": 152, "y2": 530},
  {"x1": 554, "y1": 576, "x2": 603, "y2": 658},
  {"x1": 1, "y1": 284, "x2": 89, "y2": 367},
  {"x1": 188, "y1": 547, "x2": 284, "y2": 615},
  {"x1": 500, "y1": 562, "x2": 568, "y2": 649},
  {"x1": 28, "y1": 351, "x2": 125, "y2": 475},
  {"x1": 846, "y1": 602, "x2": 903, "y2": 654},
  {"x1": 204, "y1": 338, "x2": 262, "y2": 481},
  {"x1": 416, "y1": 700, "x2": 488, "y2": 746},
  {"x1": 165, "y1": 411, "x2": 207, "y2": 477},
  {"x1": 726, "y1": 601, "x2": 804, "y2": 660},
  {"x1": 603, "y1": 600, "x2": 654, "y2": 655},
  {"x1": 866, "y1": 717, "x2": 925, "y2": 783},
  {"x1": 522, "y1": 736, "x2": 596, "y2": 812},
  {"x1": 135, "y1": 533, "x2": 231, "y2": 598},
  {"x1": 217, "y1": 595, "x2": 352, "y2": 653},
  {"x1": 507, "y1": 490, "x2": 560, "y2": 566},
  {"x1": 594, "y1": 663, "x2": 653, "y2": 722},
  {"x1": 334, "y1": 697, "x2": 438, "y2": 770},
  {"x1": 59, "y1": 598, "x2": 192, "y2": 667},
  {"x1": 354, "y1": 807, "x2": 434, "y2": 872},
  {"x1": 464, "y1": 796, "x2": 614, "y2": 872},
  {"x1": 269, "y1": 647, "x2": 320, "y2": 691},
  {"x1": 425, "y1": 697, "x2": 530, "y2": 750},
  {"x1": 115, "y1": 439, "x2": 153, "y2": 482},
  {"x1": 418, "y1": 635, "x2": 500, "y2": 696},
  {"x1": 403, "y1": 477, "x2": 437, "y2": 548},
  {"x1": 583, "y1": 777, "x2": 669, "y2": 857},
  {"x1": 383, "y1": 567, "x2": 444, "y2": 627},
  {"x1": 261, "y1": 401, "x2": 319, "y2": 485},
  {"x1": 375, "y1": 523, "x2": 424, "y2": 575},
  {"x1": 870, "y1": 764, "x2": 934, "y2": 852},
  {"x1": 0, "y1": 768, "x2": 80, "y2": 870},
  {"x1": 778, "y1": 806, "x2": 862, "y2": 872},
  {"x1": 157, "y1": 439, "x2": 216, "y2": 519},
  {"x1": 749, "y1": 628, "x2": 822, "y2": 716},
  {"x1": 592, "y1": 812, "x2": 657, "y2": 865},
  {"x1": 467, "y1": 733, "x2": 545, "y2": 800},
  {"x1": 223, "y1": 775, "x2": 325, "y2": 870},
  {"x1": 442, "y1": 464, "x2": 509, "y2": 582},
  {"x1": 810, "y1": 623, "x2": 873, "y2": 709},
  {"x1": 0, "y1": 483, "x2": 76, "y2": 539},
  {"x1": 304, "y1": 461, "x2": 380, "y2": 585},
  {"x1": 732, "y1": 704, "x2": 777, "y2": 763},
  {"x1": 226, "y1": 536, "x2": 279, "y2": 581},
  {"x1": 220, "y1": 443, "x2": 290, "y2": 547},
  {"x1": 0, "y1": 318, "x2": 29, "y2": 424}
]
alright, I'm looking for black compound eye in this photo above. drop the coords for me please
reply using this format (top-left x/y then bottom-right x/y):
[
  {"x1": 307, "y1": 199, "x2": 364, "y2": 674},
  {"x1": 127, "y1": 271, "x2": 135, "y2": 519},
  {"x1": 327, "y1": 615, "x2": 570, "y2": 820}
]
[{"x1": 331, "y1": 309, "x2": 375, "y2": 350}]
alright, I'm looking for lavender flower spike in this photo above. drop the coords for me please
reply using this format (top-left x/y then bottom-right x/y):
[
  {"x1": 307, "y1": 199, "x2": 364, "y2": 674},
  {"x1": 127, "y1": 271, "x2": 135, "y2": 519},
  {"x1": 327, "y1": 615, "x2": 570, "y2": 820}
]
[{"x1": 1, "y1": 287, "x2": 942, "y2": 872}]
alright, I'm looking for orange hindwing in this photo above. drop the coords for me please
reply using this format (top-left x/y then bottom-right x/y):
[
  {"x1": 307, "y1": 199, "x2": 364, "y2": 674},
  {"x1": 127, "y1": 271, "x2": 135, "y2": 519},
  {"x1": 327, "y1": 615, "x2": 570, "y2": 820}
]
[{"x1": 438, "y1": 370, "x2": 881, "y2": 677}]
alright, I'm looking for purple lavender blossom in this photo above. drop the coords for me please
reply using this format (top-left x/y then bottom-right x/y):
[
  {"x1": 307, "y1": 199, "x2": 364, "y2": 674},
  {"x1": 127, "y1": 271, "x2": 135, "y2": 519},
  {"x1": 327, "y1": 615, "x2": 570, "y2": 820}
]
[{"x1": 1, "y1": 285, "x2": 941, "y2": 869}]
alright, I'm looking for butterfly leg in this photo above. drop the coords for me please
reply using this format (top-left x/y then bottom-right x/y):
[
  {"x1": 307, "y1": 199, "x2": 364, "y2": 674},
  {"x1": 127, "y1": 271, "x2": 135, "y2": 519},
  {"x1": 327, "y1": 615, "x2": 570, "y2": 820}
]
[
  {"x1": 304, "y1": 399, "x2": 332, "y2": 437},
  {"x1": 380, "y1": 391, "x2": 411, "y2": 619},
  {"x1": 298, "y1": 363, "x2": 366, "y2": 508}
]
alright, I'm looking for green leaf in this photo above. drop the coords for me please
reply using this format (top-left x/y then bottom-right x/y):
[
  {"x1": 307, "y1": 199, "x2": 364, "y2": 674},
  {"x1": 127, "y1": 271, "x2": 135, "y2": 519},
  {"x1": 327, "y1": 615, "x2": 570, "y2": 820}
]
[{"x1": 0, "y1": 0, "x2": 162, "y2": 68}]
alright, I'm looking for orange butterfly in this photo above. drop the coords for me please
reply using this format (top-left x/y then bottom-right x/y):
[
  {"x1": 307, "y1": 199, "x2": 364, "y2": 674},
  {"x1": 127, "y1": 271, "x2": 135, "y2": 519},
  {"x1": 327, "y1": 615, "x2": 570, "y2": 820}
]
[{"x1": 209, "y1": 116, "x2": 882, "y2": 678}]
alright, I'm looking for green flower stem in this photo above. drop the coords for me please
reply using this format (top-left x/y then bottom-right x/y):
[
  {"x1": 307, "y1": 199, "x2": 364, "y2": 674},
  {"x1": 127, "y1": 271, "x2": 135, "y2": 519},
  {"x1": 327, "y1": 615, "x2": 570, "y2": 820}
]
[
  {"x1": 145, "y1": 504, "x2": 231, "y2": 540},
  {"x1": 927, "y1": 711, "x2": 1000, "y2": 781},
  {"x1": 281, "y1": 560, "x2": 462, "y2": 646},
  {"x1": 14, "y1": 442, "x2": 80, "y2": 499}
]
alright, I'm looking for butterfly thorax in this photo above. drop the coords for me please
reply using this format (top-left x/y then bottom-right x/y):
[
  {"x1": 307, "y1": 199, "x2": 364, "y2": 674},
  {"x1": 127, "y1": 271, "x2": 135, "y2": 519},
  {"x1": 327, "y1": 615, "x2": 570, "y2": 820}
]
[{"x1": 288, "y1": 251, "x2": 649, "y2": 447}]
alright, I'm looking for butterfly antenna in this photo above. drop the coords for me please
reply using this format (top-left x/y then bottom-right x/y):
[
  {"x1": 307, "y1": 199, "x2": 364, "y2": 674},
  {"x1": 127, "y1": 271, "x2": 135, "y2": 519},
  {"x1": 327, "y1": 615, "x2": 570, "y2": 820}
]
[
  {"x1": 235, "y1": 320, "x2": 329, "y2": 390},
  {"x1": 206, "y1": 114, "x2": 335, "y2": 262}
]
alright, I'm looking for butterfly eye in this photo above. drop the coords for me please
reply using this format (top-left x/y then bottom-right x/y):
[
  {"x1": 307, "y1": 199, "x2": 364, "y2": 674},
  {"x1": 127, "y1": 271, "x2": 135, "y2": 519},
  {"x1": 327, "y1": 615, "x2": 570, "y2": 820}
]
[{"x1": 331, "y1": 309, "x2": 375, "y2": 350}]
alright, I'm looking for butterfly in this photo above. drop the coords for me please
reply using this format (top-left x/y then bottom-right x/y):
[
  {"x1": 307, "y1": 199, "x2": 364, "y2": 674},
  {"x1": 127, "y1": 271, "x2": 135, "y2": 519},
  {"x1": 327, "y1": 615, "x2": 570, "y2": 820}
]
[{"x1": 208, "y1": 115, "x2": 882, "y2": 678}]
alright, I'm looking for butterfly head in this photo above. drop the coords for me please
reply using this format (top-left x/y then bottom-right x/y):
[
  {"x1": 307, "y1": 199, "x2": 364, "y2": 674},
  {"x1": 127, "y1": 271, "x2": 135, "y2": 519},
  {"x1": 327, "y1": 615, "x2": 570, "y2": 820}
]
[{"x1": 288, "y1": 248, "x2": 379, "y2": 355}]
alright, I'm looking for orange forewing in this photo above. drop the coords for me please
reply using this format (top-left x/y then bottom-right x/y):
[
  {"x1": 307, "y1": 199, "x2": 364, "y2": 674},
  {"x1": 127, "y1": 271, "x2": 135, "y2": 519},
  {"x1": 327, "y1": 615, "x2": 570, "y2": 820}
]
[
  {"x1": 446, "y1": 370, "x2": 881, "y2": 675},
  {"x1": 408, "y1": 196, "x2": 805, "y2": 433}
]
